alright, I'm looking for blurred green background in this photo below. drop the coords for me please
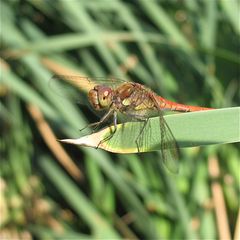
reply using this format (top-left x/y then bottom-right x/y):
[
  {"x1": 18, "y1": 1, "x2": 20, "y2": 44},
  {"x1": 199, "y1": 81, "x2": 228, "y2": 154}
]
[{"x1": 0, "y1": 0, "x2": 239, "y2": 239}]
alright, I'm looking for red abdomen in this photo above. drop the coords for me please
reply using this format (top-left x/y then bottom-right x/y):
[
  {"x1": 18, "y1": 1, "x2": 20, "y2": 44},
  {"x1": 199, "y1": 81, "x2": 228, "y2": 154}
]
[{"x1": 156, "y1": 96, "x2": 212, "y2": 112}]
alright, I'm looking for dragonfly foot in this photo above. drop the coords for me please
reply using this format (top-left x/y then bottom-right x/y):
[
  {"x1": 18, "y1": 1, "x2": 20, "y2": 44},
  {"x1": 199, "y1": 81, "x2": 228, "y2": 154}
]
[{"x1": 135, "y1": 140, "x2": 141, "y2": 153}]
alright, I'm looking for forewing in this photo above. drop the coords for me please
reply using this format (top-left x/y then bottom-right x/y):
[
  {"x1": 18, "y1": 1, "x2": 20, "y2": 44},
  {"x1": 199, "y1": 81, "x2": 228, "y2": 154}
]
[
  {"x1": 48, "y1": 75, "x2": 128, "y2": 107},
  {"x1": 50, "y1": 75, "x2": 127, "y2": 94},
  {"x1": 49, "y1": 75, "x2": 129, "y2": 120}
]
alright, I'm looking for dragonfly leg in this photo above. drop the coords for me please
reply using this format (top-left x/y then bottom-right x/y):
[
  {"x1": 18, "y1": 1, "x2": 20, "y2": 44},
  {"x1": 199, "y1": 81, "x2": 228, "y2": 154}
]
[
  {"x1": 79, "y1": 109, "x2": 114, "y2": 133},
  {"x1": 122, "y1": 110, "x2": 149, "y2": 152},
  {"x1": 135, "y1": 118, "x2": 149, "y2": 152},
  {"x1": 96, "y1": 111, "x2": 117, "y2": 149},
  {"x1": 79, "y1": 122, "x2": 99, "y2": 132}
]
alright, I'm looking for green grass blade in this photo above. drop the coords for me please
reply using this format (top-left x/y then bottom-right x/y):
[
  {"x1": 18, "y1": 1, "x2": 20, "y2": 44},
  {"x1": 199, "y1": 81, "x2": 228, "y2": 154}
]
[
  {"x1": 40, "y1": 157, "x2": 120, "y2": 239},
  {"x1": 0, "y1": 69, "x2": 57, "y2": 119},
  {"x1": 220, "y1": 0, "x2": 240, "y2": 35},
  {"x1": 60, "y1": 107, "x2": 240, "y2": 153}
]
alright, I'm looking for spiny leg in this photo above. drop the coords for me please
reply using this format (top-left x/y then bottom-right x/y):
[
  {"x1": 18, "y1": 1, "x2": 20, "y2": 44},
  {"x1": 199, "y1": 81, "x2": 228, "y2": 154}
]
[
  {"x1": 122, "y1": 110, "x2": 149, "y2": 152},
  {"x1": 79, "y1": 109, "x2": 114, "y2": 133},
  {"x1": 79, "y1": 122, "x2": 99, "y2": 132},
  {"x1": 97, "y1": 111, "x2": 117, "y2": 148},
  {"x1": 135, "y1": 117, "x2": 149, "y2": 152}
]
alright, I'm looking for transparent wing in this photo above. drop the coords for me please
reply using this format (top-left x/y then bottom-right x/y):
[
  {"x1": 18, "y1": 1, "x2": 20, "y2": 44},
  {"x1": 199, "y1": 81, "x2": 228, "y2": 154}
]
[
  {"x1": 159, "y1": 112, "x2": 180, "y2": 173},
  {"x1": 49, "y1": 75, "x2": 128, "y2": 104},
  {"x1": 50, "y1": 75, "x2": 127, "y2": 93},
  {"x1": 148, "y1": 94, "x2": 179, "y2": 173},
  {"x1": 128, "y1": 106, "x2": 179, "y2": 173}
]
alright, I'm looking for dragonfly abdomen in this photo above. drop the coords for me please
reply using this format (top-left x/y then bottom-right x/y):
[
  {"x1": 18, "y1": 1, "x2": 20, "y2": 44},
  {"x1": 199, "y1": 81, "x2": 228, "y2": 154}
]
[{"x1": 156, "y1": 96, "x2": 212, "y2": 112}]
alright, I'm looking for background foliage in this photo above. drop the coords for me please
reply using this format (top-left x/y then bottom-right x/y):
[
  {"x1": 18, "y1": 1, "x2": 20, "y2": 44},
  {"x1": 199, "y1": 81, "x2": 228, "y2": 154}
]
[{"x1": 0, "y1": 0, "x2": 239, "y2": 239}]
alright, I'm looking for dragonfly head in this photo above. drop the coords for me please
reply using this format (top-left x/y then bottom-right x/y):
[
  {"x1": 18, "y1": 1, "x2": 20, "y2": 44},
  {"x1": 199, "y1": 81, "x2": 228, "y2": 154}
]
[{"x1": 88, "y1": 85, "x2": 113, "y2": 110}]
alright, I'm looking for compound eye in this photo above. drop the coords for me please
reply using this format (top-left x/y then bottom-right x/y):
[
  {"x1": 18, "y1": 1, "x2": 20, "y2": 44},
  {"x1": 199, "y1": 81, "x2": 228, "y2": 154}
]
[
  {"x1": 88, "y1": 89, "x2": 100, "y2": 110},
  {"x1": 98, "y1": 87, "x2": 112, "y2": 108}
]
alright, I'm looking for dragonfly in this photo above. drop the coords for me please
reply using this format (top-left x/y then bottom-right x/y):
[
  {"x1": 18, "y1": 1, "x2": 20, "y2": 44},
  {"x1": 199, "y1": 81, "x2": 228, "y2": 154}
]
[{"x1": 50, "y1": 75, "x2": 212, "y2": 173}]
